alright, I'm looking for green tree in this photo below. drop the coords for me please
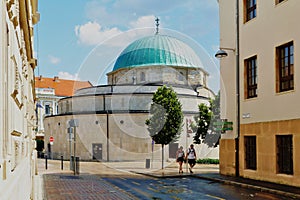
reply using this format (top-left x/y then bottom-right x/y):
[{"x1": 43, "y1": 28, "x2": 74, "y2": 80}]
[
  {"x1": 145, "y1": 85, "x2": 183, "y2": 169},
  {"x1": 192, "y1": 91, "x2": 221, "y2": 147},
  {"x1": 191, "y1": 103, "x2": 212, "y2": 144}
]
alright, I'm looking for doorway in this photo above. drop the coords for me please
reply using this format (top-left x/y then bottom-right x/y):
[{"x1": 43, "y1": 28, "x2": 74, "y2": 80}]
[{"x1": 92, "y1": 143, "x2": 103, "y2": 160}]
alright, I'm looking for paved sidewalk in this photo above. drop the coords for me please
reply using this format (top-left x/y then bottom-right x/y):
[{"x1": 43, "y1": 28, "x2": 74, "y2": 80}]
[
  {"x1": 193, "y1": 173, "x2": 300, "y2": 199},
  {"x1": 34, "y1": 158, "x2": 300, "y2": 199}
]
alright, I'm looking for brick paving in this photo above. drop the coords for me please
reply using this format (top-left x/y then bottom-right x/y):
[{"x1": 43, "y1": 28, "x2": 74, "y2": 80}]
[{"x1": 43, "y1": 174, "x2": 137, "y2": 200}]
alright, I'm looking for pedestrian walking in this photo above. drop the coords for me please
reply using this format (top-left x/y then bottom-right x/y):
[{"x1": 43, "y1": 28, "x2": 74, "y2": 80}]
[
  {"x1": 176, "y1": 146, "x2": 185, "y2": 173},
  {"x1": 186, "y1": 144, "x2": 196, "y2": 173}
]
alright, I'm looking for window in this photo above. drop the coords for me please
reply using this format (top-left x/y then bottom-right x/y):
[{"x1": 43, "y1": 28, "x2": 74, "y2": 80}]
[
  {"x1": 245, "y1": 56, "x2": 257, "y2": 98},
  {"x1": 276, "y1": 42, "x2": 294, "y2": 92},
  {"x1": 276, "y1": 135, "x2": 293, "y2": 174},
  {"x1": 45, "y1": 104, "x2": 50, "y2": 115},
  {"x1": 140, "y1": 72, "x2": 145, "y2": 82},
  {"x1": 244, "y1": 136, "x2": 257, "y2": 170},
  {"x1": 245, "y1": 0, "x2": 257, "y2": 22},
  {"x1": 276, "y1": 0, "x2": 286, "y2": 4}
]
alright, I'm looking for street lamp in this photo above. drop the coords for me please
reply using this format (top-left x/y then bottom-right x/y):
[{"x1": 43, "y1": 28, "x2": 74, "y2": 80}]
[
  {"x1": 215, "y1": 0, "x2": 240, "y2": 177},
  {"x1": 68, "y1": 119, "x2": 79, "y2": 175}
]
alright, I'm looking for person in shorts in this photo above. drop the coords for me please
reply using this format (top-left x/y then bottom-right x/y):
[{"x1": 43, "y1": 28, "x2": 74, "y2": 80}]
[
  {"x1": 186, "y1": 144, "x2": 197, "y2": 173},
  {"x1": 176, "y1": 146, "x2": 185, "y2": 173}
]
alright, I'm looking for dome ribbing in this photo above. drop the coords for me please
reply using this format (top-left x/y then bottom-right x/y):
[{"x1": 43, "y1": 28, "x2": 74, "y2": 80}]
[{"x1": 113, "y1": 34, "x2": 202, "y2": 71}]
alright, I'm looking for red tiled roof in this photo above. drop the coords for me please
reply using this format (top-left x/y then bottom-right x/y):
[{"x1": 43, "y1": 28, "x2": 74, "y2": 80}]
[{"x1": 35, "y1": 76, "x2": 92, "y2": 97}]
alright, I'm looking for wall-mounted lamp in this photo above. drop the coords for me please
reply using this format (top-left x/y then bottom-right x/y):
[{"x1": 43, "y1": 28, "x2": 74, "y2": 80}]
[
  {"x1": 215, "y1": 48, "x2": 236, "y2": 59},
  {"x1": 215, "y1": 49, "x2": 228, "y2": 58}
]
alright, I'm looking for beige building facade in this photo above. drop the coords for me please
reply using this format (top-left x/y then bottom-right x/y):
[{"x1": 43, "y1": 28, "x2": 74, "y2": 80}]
[
  {"x1": 218, "y1": 0, "x2": 300, "y2": 187},
  {"x1": 0, "y1": 0, "x2": 39, "y2": 199}
]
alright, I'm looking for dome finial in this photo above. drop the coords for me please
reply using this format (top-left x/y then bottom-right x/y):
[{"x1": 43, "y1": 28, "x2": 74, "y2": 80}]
[{"x1": 155, "y1": 17, "x2": 160, "y2": 34}]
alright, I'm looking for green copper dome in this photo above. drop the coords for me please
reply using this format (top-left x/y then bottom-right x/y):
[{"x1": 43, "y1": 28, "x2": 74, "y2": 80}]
[{"x1": 113, "y1": 34, "x2": 202, "y2": 71}]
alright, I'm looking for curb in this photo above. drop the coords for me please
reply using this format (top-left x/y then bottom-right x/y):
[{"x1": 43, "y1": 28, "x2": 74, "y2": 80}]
[{"x1": 131, "y1": 171, "x2": 193, "y2": 179}]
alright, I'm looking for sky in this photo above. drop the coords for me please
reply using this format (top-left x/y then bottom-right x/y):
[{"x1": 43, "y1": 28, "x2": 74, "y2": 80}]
[{"x1": 36, "y1": 0, "x2": 220, "y2": 93}]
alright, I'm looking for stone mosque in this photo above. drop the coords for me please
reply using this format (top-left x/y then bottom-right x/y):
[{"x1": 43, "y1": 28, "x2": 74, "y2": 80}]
[{"x1": 44, "y1": 20, "x2": 216, "y2": 162}]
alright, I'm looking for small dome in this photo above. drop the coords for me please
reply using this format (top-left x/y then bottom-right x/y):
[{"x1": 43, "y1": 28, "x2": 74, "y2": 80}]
[{"x1": 113, "y1": 34, "x2": 202, "y2": 71}]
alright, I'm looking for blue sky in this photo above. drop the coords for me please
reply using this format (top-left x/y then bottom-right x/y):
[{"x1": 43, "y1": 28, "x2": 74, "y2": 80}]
[{"x1": 36, "y1": 0, "x2": 220, "y2": 92}]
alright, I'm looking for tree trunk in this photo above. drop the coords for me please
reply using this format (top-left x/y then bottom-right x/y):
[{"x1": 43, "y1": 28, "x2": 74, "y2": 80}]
[{"x1": 161, "y1": 144, "x2": 164, "y2": 169}]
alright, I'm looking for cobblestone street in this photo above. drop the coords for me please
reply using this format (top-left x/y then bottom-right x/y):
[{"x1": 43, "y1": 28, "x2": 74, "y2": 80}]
[{"x1": 43, "y1": 174, "x2": 136, "y2": 200}]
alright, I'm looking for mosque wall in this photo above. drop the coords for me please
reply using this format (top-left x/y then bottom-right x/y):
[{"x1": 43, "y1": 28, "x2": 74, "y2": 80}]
[
  {"x1": 44, "y1": 111, "x2": 219, "y2": 162},
  {"x1": 44, "y1": 115, "x2": 106, "y2": 160},
  {"x1": 44, "y1": 113, "x2": 165, "y2": 161},
  {"x1": 180, "y1": 97, "x2": 209, "y2": 112},
  {"x1": 59, "y1": 93, "x2": 208, "y2": 116},
  {"x1": 107, "y1": 66, "x2": 207, "y2": 87}
]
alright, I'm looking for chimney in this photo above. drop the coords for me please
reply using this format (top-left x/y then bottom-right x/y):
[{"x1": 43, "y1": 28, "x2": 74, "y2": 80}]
[
  {"x1": 54, "y1": 76, "x2": 59, "y2": 82},
  {"x1": 39, "y1": 75, "x2": 42, "y2": 80}
]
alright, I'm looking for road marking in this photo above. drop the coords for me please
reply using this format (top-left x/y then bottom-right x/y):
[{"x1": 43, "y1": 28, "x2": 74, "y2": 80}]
[
  {"x1": 147, "y1": 186, "x2": 156, "y2": 192},
  {"x1": 205, "y1": 194, "x2": 225, "y2": 200},
  {"x1": 132, "y1": 181, "x2": 140, "y2": 186}
]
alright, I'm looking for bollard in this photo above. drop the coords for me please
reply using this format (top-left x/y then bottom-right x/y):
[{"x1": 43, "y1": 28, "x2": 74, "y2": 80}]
[
  {"x1": 75, "y1": 157, "x2": 80, "y2": 175},
  {"x1": 61, "y1": 155, "x2": 63, "y2": 170},
  {"x1": 45, "y1": 155, "x2": 48, "y2": 170},
  {"x1": 70, "y1": 156, "x2": 74, "y2": 171},
  {"x1": 73, "y1": 156, "x2": 76, "y2": 175}
]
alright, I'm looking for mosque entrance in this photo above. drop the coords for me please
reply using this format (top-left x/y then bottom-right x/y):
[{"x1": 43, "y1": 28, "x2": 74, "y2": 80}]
[{"x1": 92, "y1": 143, "x2": 103, "y2": 160}]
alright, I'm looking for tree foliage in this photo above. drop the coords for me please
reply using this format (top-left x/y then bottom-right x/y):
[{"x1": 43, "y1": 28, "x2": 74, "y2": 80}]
[
  {"x1": 209, "y1": 91, "x2": 221, "y2": 132},
  {"x1": 192, "y1": 91, "x2": 221, "y2": 147},
  {"x1": 191, "y1": 103, "x2": 212, "y2": 144},
  {"x1": 146, "y1": 85, "x2": 183, "y2": 145}
]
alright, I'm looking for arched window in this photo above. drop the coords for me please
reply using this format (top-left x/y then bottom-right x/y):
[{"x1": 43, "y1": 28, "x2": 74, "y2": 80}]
[{"x1": 140, "y1": 72, "x2": 145, "y2": 82}]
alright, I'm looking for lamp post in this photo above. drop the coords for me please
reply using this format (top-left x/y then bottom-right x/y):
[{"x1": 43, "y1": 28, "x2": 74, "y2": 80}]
[
  {"x1": 215, "y1": 0, "x2": 240, "y2": 177},
  {"x1": 68, "y1": 119, "x2": 79, "y2": 175}
]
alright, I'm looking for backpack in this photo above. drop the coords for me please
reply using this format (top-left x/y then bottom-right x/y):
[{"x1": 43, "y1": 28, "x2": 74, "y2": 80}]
[{"x1": 187, "y1": 148, "x2": 195, "y2": 157}]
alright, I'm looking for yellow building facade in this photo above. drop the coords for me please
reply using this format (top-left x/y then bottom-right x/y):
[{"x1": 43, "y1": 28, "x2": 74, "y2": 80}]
[{"x1": 218, "y1": 0, "x2": 300, "y2": 187}]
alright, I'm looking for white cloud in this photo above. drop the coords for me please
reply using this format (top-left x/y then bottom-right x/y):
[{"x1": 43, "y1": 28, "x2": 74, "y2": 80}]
[
  {"x1": 75, "y1": 15, "x2": 157, "y2": 47},
  {"x1": 48, "y1": 55, "x2": 60, "y2": 64},
  {"x1": 58, "y1": 71, "x2": 80, "y2": 80},
  {"x1": 75, "y1": 21, "x2": 122, "y2": 46},
  {"x1": 129, "y1": 15, "x2": 156, "y2": 29}
]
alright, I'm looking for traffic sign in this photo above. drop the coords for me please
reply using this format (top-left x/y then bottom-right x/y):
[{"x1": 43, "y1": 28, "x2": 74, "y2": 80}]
[{"x1": 49, "y1": 136, "x2": 54, "y2": 144}]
